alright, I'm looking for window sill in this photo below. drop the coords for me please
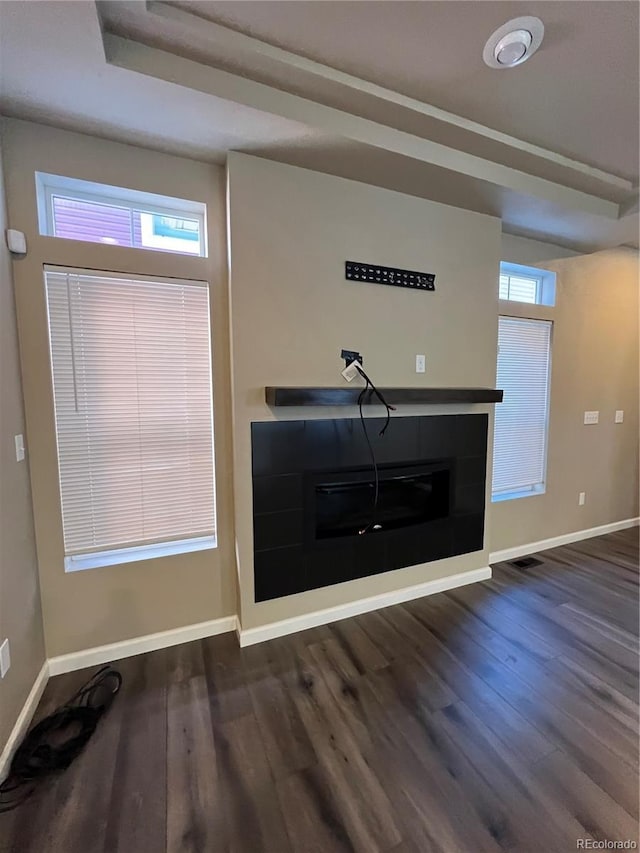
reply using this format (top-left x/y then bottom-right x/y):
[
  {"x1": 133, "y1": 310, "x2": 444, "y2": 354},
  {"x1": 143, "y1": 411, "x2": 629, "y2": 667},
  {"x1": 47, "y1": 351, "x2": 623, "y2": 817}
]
[
  {"x1": 492, "y1": 487, "x2": 546, "y2": 504},
  {"x1": 64, "y1": 535, "x2": 217, "y2": 572}
]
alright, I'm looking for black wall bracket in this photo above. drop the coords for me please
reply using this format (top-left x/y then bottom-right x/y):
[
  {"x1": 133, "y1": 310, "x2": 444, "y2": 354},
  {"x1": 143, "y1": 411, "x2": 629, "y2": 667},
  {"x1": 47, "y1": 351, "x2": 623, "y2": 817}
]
[
  {"x1": 345, "y1": 261, "x2": 435, "y2": 292},
  {"x1": 340, "y1": 349, "x2": 363, "y2": 367}
]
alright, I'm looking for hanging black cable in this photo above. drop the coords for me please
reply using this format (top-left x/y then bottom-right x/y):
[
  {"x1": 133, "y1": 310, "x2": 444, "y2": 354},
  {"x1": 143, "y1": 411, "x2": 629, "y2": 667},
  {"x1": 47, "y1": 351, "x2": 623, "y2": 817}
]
[
  {"x1": 357, "y1": 376, "x2": 378, "y2": 534},
  {"x1": 353, "y1": 363, "x2": 395, "y2": 534},
  {"x1": 0, "y1": 665, "x2": 122, "y2": 813},
  {"x1": 354, "y1": 364, "x2": 395, "y2": 435}
]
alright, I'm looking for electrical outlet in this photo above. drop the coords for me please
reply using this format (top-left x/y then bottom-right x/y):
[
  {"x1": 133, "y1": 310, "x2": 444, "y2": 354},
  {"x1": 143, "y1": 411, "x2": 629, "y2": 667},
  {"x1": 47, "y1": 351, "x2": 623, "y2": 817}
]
[
  {"x1": 583, "y1": 411, "x2": 599, "y2": 425},
  {"x1": 615, "y1": 410, "x2": 624, "y2": 423},
  {"x1": 578, "y1": 492, "x2": 586, "y2": 506},
  {"x1": 0, "y1": 639, "x2": 10, "y2": 678},
  {"x1": 415, "y1": 354, "x2": 426, "y2": 373},
  {"x1": 341, "y1": 360, "x2": 363, "y2": 382},
  {"x1": 14, "y1": 434, "x2": 25, "y2": 462}
]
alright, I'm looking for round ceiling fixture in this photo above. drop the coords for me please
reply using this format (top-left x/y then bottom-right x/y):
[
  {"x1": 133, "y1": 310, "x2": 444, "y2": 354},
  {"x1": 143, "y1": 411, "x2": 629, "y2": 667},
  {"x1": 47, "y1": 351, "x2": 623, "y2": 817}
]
[{"x1": 483, "y1": 16, "x2": 544, "y2": 69}]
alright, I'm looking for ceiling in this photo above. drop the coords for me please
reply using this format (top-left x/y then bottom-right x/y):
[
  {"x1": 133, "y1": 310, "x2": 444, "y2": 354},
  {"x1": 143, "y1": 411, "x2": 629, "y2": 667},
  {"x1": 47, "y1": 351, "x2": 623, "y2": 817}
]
[
  {"x1": 0, "y1": 1, "x2": 325, "y2": 162},
  {"x1": 1, "y1": 0, "x2": 638, "y2": 252},
  {"x1": 176, "y1": 0, "x2": 640, "y2": 183}
]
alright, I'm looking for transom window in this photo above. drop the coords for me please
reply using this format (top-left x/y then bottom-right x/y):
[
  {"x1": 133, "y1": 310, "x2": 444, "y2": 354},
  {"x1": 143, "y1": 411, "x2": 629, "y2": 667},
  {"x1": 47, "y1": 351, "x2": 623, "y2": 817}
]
[
  {"x1": 36, "y1": 173, "x2": 207, "y2": 257},
  {"x1": 499, "y1": 271, "x2": 541, "y2": 303},
  {"x1": 499, "y1": 261, "x2": 556, "y2": 306}
]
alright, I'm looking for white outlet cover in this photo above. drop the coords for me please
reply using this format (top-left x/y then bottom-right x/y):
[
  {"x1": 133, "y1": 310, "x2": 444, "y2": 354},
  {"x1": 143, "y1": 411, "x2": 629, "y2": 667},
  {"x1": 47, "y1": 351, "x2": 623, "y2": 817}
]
[
  {"x1": 583, "y1": 411, "x2": 599, "y2": 425},
  {"x1": 615, "y1": 410, "x2": 624, "y2": 423},
  {"x1": 341, "y1": 360, "x2": 363, "y2": 382},
  {"x1": 578, "y1": 492, "x2": 586, "y2": 506},
  {"x1": 415, "y1": 354, "x2": 426, "y2": 373},
  {"x1": 0, "y1": 639, "x2": 10, "y2": 678}
]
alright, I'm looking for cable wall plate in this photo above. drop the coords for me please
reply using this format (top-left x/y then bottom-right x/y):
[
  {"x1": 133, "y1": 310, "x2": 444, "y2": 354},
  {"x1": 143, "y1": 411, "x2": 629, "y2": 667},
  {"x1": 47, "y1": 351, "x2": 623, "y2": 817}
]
[{"x1": 345, "y1": 261, "x2": 435, "y2": 292}]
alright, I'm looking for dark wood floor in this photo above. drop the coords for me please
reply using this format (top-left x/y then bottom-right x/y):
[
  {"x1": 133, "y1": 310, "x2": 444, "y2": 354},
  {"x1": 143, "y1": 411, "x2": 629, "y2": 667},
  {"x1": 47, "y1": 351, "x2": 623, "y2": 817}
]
[{"x1": 1, "y1": 529, "x2": 638, "y2": 852}]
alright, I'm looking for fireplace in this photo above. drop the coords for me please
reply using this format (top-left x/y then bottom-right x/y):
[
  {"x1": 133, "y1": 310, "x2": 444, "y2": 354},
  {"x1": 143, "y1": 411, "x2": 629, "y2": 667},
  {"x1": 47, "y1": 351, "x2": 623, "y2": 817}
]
[
  {"x1": 251, "y1": 414, "x2": 487, "y2": 601},
  {"x1": 311, "y1": 462, "x2": 450, "y2": 540}
]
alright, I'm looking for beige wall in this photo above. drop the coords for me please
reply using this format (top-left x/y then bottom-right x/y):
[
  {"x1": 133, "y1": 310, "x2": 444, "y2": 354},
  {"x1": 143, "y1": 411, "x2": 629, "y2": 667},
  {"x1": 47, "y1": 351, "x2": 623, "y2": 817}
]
[
  {"x1": 1, "y1": 119, "x2": 236, "y2": 657},
  {"x1": 227, "y1": 153, "x2": 502, "y2": 630},
  {"x1": 0, "y1": 130, "x2": 45, "y2": 751},
  {"x1": 4, "y1": 113, "x2": 634, "y2": 665},
  {"x1": 501, "y1": 233, "x2": 578, "y2": 266},
  {"x1": 491, "y1": 245, "x2": 639, "y2": 552}
]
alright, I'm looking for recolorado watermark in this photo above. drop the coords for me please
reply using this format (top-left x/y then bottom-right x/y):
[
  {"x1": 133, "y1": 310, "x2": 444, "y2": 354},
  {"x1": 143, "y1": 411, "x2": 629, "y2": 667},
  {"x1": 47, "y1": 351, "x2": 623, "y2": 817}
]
[{"x1": 576, "y1": 841, "x2": 638, "y2": 850}]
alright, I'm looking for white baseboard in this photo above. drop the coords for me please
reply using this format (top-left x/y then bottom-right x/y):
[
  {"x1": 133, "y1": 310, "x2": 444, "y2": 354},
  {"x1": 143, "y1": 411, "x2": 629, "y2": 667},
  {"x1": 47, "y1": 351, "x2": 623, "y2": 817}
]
[
  {"x1": 48, "y1": 615, "x2": 237, "y2": 676},
  {"x1": 489, "y1": 517, "x2": 640, "y2": 565},
  {"x1": 0, "y1": 661, "x2": 49, "y2": 783},
  {"x1": 237, "y1": 566, "x2": 492, "y2": 647}
]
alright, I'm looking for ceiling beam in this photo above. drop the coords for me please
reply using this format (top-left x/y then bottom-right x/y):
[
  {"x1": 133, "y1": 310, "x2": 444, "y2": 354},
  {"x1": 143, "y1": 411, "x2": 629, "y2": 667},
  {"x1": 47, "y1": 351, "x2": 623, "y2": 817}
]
[
  {"x1": 104, "y1": 34, "x2": 621, "y2": 221},
  {"x1": 146, "y1": 1, "x2": 632, "y2": 197}
]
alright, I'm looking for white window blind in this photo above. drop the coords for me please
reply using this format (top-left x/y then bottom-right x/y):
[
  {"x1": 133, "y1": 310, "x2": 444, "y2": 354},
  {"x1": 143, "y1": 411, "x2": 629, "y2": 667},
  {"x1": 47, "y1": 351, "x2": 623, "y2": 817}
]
[
  {"x1": 499, "y1": 272, "x2": 540, "y2": 303},
  {"x1": 45, "y1": 267, "x2": 216, "y2": 569},
  {"x1": 492, "y1": 316, "x2": 552, "y2": 501}
]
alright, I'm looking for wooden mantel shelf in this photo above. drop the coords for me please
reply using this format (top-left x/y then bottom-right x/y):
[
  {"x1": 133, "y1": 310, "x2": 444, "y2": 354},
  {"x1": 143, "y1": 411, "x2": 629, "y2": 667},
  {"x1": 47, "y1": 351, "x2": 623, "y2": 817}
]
[{"x1": 265, "y1": 387, "x2": 503, "y2": 406}]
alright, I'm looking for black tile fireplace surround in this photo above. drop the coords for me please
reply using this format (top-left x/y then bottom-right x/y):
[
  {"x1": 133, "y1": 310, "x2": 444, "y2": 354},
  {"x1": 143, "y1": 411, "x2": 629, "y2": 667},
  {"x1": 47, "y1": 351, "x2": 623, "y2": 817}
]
[{"x1": 251, "y1": 414, "x2": 488, "y2": 602}]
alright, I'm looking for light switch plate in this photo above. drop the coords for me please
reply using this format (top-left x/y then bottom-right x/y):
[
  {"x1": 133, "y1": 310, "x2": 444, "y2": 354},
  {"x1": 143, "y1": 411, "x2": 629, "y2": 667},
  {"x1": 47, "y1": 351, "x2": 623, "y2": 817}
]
[
  {"x1": 615, "y1": 410, "x2": 624, "y2": 423},
  {"x1": 578, "y1": 492, "x2": 586, "y2": 506},
  {"x1": 584, "y1": 411, "x2": 599, "y2": 425},
  {"x1": 0, "y1": 639, "x2": 10, "y2": 678},
  {"x1": 14, "y1": 434, "x2": 25, "y2": 462}
]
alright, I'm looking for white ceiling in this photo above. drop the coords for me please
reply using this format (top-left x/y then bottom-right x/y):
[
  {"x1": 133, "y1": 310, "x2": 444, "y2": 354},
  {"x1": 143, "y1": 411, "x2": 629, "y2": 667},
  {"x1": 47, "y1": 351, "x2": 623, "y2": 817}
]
[{"x1": 0, "y1": 0, "x2": 638, "y2": 251}]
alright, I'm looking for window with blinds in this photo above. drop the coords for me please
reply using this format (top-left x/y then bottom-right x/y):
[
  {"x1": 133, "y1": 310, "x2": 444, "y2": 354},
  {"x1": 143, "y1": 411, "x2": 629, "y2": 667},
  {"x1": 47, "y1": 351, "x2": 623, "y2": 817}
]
[
  {"x1": 492, "y1": 316, "x2": 552, "y2": 501},
  {"x1": 45, "y1": 267, "x2": 216, "y2": 571},
  {"x1": 499, "y1": 261, "x2": 556, "y2": 306},
  {"x1": 499, "y1": 272, "x2": 540, "y2": 303}
]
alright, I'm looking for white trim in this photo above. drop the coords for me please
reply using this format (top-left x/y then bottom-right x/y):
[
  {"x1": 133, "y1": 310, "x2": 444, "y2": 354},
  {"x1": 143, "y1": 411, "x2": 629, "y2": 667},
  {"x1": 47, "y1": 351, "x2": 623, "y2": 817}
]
[
  {"x1": 237, "y1": 566, "x2": 492, "y2": 647},
  {"x1": 489, "y1": 517, "x2": 640, "y2": 564},
  {"x1": 0, "y1": 662, "x2": 49, "y2": 783},
  {"x1": 492, "y1": 484, "x2": 546, "y2": 503},
  {"x1": 64, "y1": 535, "x2": 217, "y2": 573},
  {"x1": 48, "y1": 615, "x2": 237, "y2": 676}
]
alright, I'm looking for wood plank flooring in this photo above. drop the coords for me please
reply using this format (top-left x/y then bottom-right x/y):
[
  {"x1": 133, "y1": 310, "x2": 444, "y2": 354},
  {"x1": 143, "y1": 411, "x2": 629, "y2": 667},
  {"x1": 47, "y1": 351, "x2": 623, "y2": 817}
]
[{"x1": 1, "y1": 528, "x2": 638, "y2": 852}]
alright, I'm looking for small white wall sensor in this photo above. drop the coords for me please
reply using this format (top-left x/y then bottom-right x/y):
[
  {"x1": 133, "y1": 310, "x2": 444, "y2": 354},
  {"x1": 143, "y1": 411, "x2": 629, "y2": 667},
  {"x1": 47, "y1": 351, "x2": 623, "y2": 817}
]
[{"x1": 6, "y1": 229, "x2": 27, "y2": 255}]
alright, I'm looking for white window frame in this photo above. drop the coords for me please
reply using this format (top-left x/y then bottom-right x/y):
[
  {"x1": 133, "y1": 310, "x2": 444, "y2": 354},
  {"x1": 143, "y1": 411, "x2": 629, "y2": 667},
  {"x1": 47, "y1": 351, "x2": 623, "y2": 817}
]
[
  {"x1": 44, "y1": 264, "x2": 217, "y2": 572},
  {"x1": 499, "y1": 261, "x2": 556, "y2": 306},
  {"x1": 492, "y1": 316, "x2": 553, "y2": 503},
  {"x1": 65, "y1": 535, "x2": 216, "y2": 573},
  {"x1": 35, "y1": 172, "x2": 208, "y2": 258}
]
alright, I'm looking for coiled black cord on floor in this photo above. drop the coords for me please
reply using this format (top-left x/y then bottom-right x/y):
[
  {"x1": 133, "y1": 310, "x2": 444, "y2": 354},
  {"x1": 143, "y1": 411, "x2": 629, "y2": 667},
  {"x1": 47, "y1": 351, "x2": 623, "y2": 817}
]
[{"x1": 0, "y1": 665, "x2": 122, "y2": 813}]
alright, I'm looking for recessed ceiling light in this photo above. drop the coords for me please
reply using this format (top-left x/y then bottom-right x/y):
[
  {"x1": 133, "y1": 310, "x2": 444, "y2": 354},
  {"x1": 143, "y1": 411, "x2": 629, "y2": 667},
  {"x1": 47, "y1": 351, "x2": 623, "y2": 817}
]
[{"x1": 483, "y1": 16, "x2": 544, "y2": 69}]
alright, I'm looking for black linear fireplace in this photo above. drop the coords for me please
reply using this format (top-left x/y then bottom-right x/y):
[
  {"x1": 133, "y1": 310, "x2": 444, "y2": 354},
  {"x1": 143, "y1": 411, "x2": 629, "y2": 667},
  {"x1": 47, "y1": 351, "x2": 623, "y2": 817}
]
[
  {"x1": 312, "y1": 462, "x2": 450, "y2": 540},
  {"x1": 251, "y1": 414, "x2": 487, "y2": 601}
]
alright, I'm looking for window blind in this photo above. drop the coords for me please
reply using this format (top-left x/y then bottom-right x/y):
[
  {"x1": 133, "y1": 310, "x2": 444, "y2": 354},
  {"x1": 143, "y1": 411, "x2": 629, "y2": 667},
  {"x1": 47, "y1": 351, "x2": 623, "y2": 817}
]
[
  {"x1": 45, "y1": 268, "x2": 216, "y2": 561},
  {"x1": 492, "y1": 316, "x2": 552, "y2": 498},
  {"x1": 499, "y1": 272, "x2": 540, "y2": 303}
]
